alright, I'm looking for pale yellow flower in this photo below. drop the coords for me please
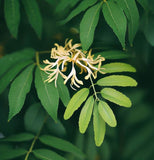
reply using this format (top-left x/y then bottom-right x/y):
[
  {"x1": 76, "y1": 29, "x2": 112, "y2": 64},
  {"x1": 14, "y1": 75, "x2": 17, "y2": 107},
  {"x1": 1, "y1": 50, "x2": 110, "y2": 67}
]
[{"x1": 42, "y1": 39, "x2": 105, "y2": 90}]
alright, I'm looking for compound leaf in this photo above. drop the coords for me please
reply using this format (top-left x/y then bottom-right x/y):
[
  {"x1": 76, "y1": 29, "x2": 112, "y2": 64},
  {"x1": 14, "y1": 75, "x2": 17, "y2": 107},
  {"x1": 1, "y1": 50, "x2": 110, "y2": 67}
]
[
  {"x1": 102, "y1": 62, "x2": 136, "y2": 73},
  {"x1": 21, "y1": 0, "x2": 42, "y2": 38},
  {"x1": 57, "y1": 76, "x2": 70, "y2": 107},
  {"x1": 102, "y1": 1, "x2": 127, "y2": 48},
  {"x1": 98, "y1": 101, "x2": 117, "y2": 127},
  {"x1": 101, "y1": 88, "x2": 132, "y2": 107},
  {"x1": 0, "y1": 148, "x2": 27, "y2": 159},
  {"x1": 39, "y1": 135, "x2": 84, "y2": 159},
  {"x1": 79, "y1": 96, "x2": 94, "y2": 133},
  {"x1": 61, "y1": 0, "x2": 97, "y2": 24},
  {"x1": 64, "y1": 88, "x2": 89, "y2": 120},
  {"x1": 24, "y1": 103, "x2": 46, "y2": 133},
  {"x1": 4, "y1": 0, "x2": 20, "y2": 38},
  {"x1": 0, "y1": 60, "x2": 33, "y2": 94},
  {"x1": 93, "y1": 102, "x2": 106, "y2": 147},
  {"x1": 35, "y1": 67, "x2": 59, "y2": 121},
  {"x1": 94, "y1": 50, "x2": 130, "y2": 60},
  {"x1": 118, "y1": 0, "x2": 139, "y2": 45},
  {"x1": 8, "y1": 64, "x2": 34, "y2": 120},
  {"x1": 97, "y1": 75, "x2": 137, "y2": 87},
  {"x1": 33, "y1": 149, "x2": 66, "y2": 160},
  {"x1": 0, "y1": 48, "x2": 35, "y2": 77},
  {"x1": 80, "y1": 2, "x2": 102, "y2": 50},
  {"x1": 1, "y1": 133, "x2": 34, "y2": 142}
]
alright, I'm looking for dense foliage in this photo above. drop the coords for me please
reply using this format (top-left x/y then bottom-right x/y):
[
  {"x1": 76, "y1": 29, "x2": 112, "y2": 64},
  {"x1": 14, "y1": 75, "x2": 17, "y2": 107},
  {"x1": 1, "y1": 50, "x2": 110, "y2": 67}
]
[{"x1": 0, "y1": 0, "x2": 154, "y2": 160}]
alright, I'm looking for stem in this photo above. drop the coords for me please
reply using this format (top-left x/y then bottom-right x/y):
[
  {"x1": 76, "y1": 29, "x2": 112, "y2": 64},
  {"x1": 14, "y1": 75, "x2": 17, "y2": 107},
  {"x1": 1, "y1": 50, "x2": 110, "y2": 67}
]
[
  {"x1": 35, "y1": 50, "x2": 51, "y2": 66},
  {"x1": 89, "y1": 76, "x2": 99, "y2": 101},
  {"x1": 38, "y1": 50, "x2": 51, "y2": 54},
  {"x1": 24, "y1": 114, "x2": 49, "y2": 160},
  {"x1": 35, "y1": 51, "x2": 40, "y2": 66}
]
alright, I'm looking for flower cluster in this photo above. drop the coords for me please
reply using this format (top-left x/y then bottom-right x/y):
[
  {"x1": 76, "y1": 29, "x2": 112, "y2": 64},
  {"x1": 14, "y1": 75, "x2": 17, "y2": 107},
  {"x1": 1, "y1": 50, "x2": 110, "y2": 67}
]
[{"x1": 42, "y1": 39, "x2": 105, "y2": 90}]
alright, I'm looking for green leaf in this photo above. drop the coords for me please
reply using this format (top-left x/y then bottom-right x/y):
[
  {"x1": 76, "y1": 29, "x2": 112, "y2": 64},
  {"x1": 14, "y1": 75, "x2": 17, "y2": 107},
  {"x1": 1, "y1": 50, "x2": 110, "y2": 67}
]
[
  {"x1": 136, "y1": 0, "x2": 148, "y2": 10},
  {"x1": 0, "y1": 148, "x2": 27, "y2": 159},
  {"x1": 79, "y1": 96, "x2": 94, "y2": 133},
  {"x1": 55, "y1": 0, "x2": 74, "y2": 13},
  {"x1": 61, "y1": 0, "x2": 97, "y2": 24},
  {"x1": 80, "y1": 2, "x2": 102, "y2": 50},
  {"x1": 102, "y1": 1, "x2": 127, "y2": 48},
  {"x1": 93, "y1": 102, "x2": 106, "y2": 147},
  {"x1": 57, "y1": 76, "x2": 70, "y2": 107},
  {"x1": 118, "y1": 0, "x2": 139, "y2": 45},
  {"x1": 94, "y1": 50, "x2": 130, "y2": 60},
  {"x1": 0, "y1": 60, "x2": 33, "y2": 94},
  {"x1": 143, "y1": 14, "x2": 154, "y2": 46},
  {"x1": 101, "y1": 88, "x2": 132, "y2": 107},
  {"x1": 97, "y1": 75, "x2": 137, "y2": 87},
  {"x1": 35, "y1": 67, "x2": 59, "y2": 121},
  {"x1": 102, "y1": 62, "x2": 136, "y2": 73},
  {"x1": 21, "y1": 0, "x2": 42, "y2": 38},
  {"x1": 0, "y1": 48, "x2": 35, "y2": 77},
  {"x1": 1, "y1": 133, "x2": 34, "y2": 142},
  {"x1": 24, "y1": 103, "x2": 46, "y2": 133},
  {"x1": 33, "y1": 149, "x2": 66, "y2": 160},
  {"x1": 39, "y1": 135, "x2": 85, "y2": 159},
  {"x1": 98, "y1": 101, "x2": 117, "y2": 127},
  {"x1": 4, "y1": 0, "x2": 20, "y2": 38},
  {"x1": 64, "y1": 88, "x2": 89, "y2": 120},
  {"x1": 8, "y1": 64, "x2": 35, "y2": 120}
]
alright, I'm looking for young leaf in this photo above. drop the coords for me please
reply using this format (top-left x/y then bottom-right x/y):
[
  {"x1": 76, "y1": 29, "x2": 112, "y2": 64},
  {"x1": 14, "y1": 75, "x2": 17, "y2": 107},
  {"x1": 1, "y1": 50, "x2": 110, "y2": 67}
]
[
  {"x1": 118, "y1": 0, "x2": 139, "y2": 45},
  {"x1": 1, "y1": 133, "x2": 34, "y2": 142},
  {"x1": 101, "y1": 88, "x2": 132, "y2": 107},
  {"x1": 0, "y1": 48, "x2": 35, "y2": 77},
  {"x1": 39, "y1": 135, "x2": 85, "y2": 159},
  {"x1": 80, "y1": 2, "x2": 102, "y2": 50},
  {"x1": 0, "y1": 148, "x2": 27, "y2": 159},
  {"x1": 102, "y1": 62, "x2": 136, "y2": 73},
  {"x1": 61, "y1": 0, "x2": 97, "y2": 24},
  {"x1": 33, "y1": 149, "x2": 66, "y2": 160},
  {"x1": 98, "y1": 101, "x2": 117, "y2": 127},
  {"x1": 102, "y1": 1, "x2": 127, "y2": 48},
  {"x1": 94, "y1": 50, "x2": 130, "y2": 60},
  {"x1": 57, "y1": 76, "x2": 70, "y2": 107},
  {"x1": 79, "y1": 96, "x2": 94, "y2": 133},
  {"x1": 0, "y1": 60, "x2": 33, "y2": 94},
  {"x1": 93, "y1": 102, "x2": 106, "y2": 147},
  {"x1": 64, "y1": 88, "x2": 89, "y2": 120},
  {"x1": 97, "y1": 75, "x2": 137, "y2": 87},
  {"x1": 35, "y1": 67, "x2": 59, "y2": 121},
  {"x1": 8, "y1": 64, "x2": 35, "y2": 121},
  {"x1": 21, "y1": 0, "x2": 42, "y2": 38},
  {"x1": 4, "y1": 0, "x2": 20, "y2": 38},
  {"x1": 24, "y1": 103, "x2": 46, "y2": 133}
]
